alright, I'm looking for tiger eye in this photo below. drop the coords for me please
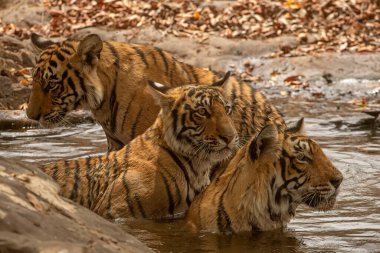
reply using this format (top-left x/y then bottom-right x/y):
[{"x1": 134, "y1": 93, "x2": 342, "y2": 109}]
[
  {"x1": 296, "y1": 153, "x2": 306, "y2": 162},
  {"x1": 197, "y1": 108, "x2": 207, "y2": 116}
]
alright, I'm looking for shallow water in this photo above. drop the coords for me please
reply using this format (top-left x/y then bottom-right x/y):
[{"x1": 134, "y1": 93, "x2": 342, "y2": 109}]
[{"x1": 0, "y1": 104, "x2": 379, "y2": 252}]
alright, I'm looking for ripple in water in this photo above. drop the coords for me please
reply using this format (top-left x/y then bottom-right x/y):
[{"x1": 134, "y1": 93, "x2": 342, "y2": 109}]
[{"x1": 0, "y1": 115, "x2": 379, "y2": 252}]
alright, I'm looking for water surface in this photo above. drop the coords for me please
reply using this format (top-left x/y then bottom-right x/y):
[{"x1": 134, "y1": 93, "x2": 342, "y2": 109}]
[{"x1": 0, "y1": 102, "x2": 379, "y2": 253}]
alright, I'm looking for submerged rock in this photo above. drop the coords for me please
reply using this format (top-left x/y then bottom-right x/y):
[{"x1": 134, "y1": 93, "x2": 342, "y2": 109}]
[{"x1": 0, "y1": 157, "x2": 152, "y2": 253}]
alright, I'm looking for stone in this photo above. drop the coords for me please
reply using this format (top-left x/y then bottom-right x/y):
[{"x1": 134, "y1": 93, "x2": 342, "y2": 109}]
[{"x1": 0, "y1": 157, "x2": 152, "y2": 253}]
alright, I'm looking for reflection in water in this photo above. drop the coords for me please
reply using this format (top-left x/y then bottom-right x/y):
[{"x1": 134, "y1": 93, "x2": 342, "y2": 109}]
[
  {"x1": 0, "y1": 113, "x2": 379, "y2": 252},
  {"x1": 123, "y1": 219, "x2": 304, "y2": 253}
]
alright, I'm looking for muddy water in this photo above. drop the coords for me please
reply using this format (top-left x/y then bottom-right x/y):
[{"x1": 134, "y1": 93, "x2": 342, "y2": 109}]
[{"x1": 0, "y1": 103, "x2": 379, "y2": 252}]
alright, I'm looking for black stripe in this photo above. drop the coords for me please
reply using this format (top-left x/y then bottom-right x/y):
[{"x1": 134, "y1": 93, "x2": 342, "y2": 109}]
[
  {"x1": 122, "y1": 145, "x2": 136, "y2": 217},
  {"x1": 89, "y1": 156, "x2": 101, "y2": 210},
  {"x1": 55, "y1": 51, "x2": 65, "y2": 61},
  {"x1": 61, "y1": 70, "x2": 68, "y2": 81},
  {"x1": 217, "y1": 189, "x2": 232, "y2": 233},
  {"x1": 69, "y1": 160, "x2": 80, "y2": 202},
  {"x1": 188, "y1": 65, "x2": 199, "y2": 84},
  {"x1": 122, "y1": 172, "x2": 136, "y2": 217},
  {"x1": 121, "y1": 91, "x2": 137, "y2": 132},
  {"x1": 106, "y1": 153, "x2": 119, "y2": 218},
  {"x1": 134, "y1": 194, "x2": 147, "y2": 218},
  {"x1": 171, "y1": 108, "x2": 178, "y2": 134},
  {"x1": 67, "y1": 77, "x2": 78, "y2": 97},
  {"x1": 162, "y1": 167, "x2": 182, "y2": 207},
  {"x1": 106, "y1": 180, "x2": 116, "y2": 219},
  {"x1": 155, "y1": 47, "x2": 169, "y2": 75},
  {"x1": 247, "y1": 88, "x2": 255, "y2": 134},
  {"x1": 181, "y1": 63, "x2": 194, "y2": 83},
  {"x1": 74, "y1": 69, "x2": 86, "y2": 93},
  {"x1": 279, "y1": 156, "x2": 287, "y2": 180},
  {"x1": 102, "y1": 153, "x2": 112, "y2": 193},
  {"x1": 62, "y1": 160, "x2": 71, "y2": 191},
  {"x1": 159, "y1": 171, "x2": 175, "y2": 215},
  {"x1": 105, "y1": 42, "x2": 120, "y2": 134},
  {"x1": 60, "y1": 48, "x2": 73, "y2": 55},
  {"x1": 110, "y1": 98, "x2": 119, "y2": 133},
  {"x1": 85, "y1": 157, "x2": 93, "y2": 208},
  {"x1": 230, "y1": 82, "x2": 237, "y2": 112},
  {"x1": 291, "y1": 163, "x2": 303, "y2": 174},
  {"x1": 51, "y1": 164, "x2": 59, "y2": 182},
  {"x1": 169, "y1": 58, "x2": 176, "y2": 85},
  {"x1": 62, "y1": 42, "x2": 75, "y2": 51},
  {"x1": 187, "y1": 88, "x2": 195, "y2": 97},
  {"x1": 160, "y1": 146, "x2": 192, "y2": 206},
  {"x1": 151, "y1": 49, "x2": 157, "y2": 65},
  {"x1": 130, "y1": 109, "x2": 142, "y2": 140},
  {"x1": 49, "y1": 60, "x2": 57, "y2": 68},
  {"x1": 133, "y1": 46, "x2": 149, "y2": 67}
]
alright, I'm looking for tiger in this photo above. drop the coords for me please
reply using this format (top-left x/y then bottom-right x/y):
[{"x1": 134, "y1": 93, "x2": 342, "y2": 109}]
[
  {"x1": 28, "y1": 34, "x2": 287, "y2": 153},
  {"x1": 27, "y1": 33, "x2": 218, "y2": 151},
  {"x1": 186, "y1": 118, "x2": 343, "y2": 233},
  {"x1": 39, "y1": 76, "x2": 239, "y2": 219}
]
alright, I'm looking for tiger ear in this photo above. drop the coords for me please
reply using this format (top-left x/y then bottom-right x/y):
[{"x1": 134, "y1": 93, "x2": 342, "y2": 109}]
[
  {"x1": 286, "y1": 117, "x2": 305, "y2": 134},
  {"x1": 77, "y1": 34, "x2": 103, "y2": 67},
  {"x1": 248, "y1": 125, "x2": 281, "y2": 163},
  {"x1": 147, "y1": 81, "x2": 174, "y2": 109},
  {"x1": 31, "y1": 33, "x2": 55, "y2": 52},
  {"x1": 212, "y1": 71, "x2": 231, "y2": 88}
]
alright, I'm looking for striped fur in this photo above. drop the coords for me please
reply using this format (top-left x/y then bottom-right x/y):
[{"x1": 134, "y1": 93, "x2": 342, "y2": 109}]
[
  {"x1": 186, "y1": 119, "x2": 343, "y2": 233},
  {"x1": 40, "y1": 82, "x2": 239, "y2": 219},
  {"x1": 27, "y1": 33, "x2": 218, "y2": 151},
  {"x1": 28, "y1": 34, "x2": 286, "y2": 152}
]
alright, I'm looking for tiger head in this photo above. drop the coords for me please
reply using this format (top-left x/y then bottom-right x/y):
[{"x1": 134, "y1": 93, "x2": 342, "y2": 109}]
[
  {"x1": 281, "y1": 118, "x2": 343, "y2": 211},
  {"x1": 148, "y1": 72, "x2": 238, "y2": 163},
  {"x1": 246, "y1": 118, "x2": 343, "y2": 219},
  {"x1": 27, "y1": 33, "x2": 104, "y2": 126}
]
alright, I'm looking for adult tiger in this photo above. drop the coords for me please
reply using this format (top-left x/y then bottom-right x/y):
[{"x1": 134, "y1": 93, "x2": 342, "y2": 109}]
[
  {"x1": 27, "y1": 33, "x2": 218, "y2": 151},
  {"x1": 40, "y1": 77, "x2": 239, "y2": 219},
  {"x1": 186, "y1": 119, "x2": 343, "y2": 233}
]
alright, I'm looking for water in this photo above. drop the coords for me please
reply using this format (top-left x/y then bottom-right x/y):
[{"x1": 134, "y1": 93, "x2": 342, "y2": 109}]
[{"x1": 0, "y1": 102, "x2": 379, "y2": 253}]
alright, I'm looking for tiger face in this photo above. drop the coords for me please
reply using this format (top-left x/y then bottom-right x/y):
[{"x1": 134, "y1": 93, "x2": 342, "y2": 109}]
[
  {"x1": 148, "y1": 72, "x2": 238, "y2": 163},
  {"x1": 250, "y1": 118, "x2": 343, "y2": 215},
  {"x1": 27, "y1": 34, "x2": 104, "y2": 126}
]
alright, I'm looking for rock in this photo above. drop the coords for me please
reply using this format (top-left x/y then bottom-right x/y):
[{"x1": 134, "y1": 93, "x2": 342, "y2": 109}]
[
  {"x1": 0, "y1": 157, "x2": 152, "y2": 253},
  {"x1": 0, "y1": 110, "x2": 95, "y2": 130}
]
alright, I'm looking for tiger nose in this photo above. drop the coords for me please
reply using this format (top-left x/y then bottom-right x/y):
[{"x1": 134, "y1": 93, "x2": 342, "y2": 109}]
[
  {"x1": 330, "y1": 175, "x2": 343, "y2": 189},
  {"x1": 219, "y1": 134, "x2": 234, "y2": 145}
]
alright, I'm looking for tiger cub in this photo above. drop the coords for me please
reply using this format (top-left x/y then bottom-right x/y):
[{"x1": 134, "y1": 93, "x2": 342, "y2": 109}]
[
  {"x1": 28, "y1": 33, "x2": 218, "y2": 151},
  {"x1": 40, "y1": 75, "x2": 238, "y2": 219},
  {"x1": 186, "y1": 119, "x2": 343, "y2": 233}
]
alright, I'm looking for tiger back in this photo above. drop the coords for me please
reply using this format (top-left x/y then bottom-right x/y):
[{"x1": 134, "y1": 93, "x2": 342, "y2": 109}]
[
  {"x1": 28, "y1": 33, "x2": 218, "y2": 151},
  {"x1": 40, "y1": 76, "x2": 239, "y2": 219}
]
